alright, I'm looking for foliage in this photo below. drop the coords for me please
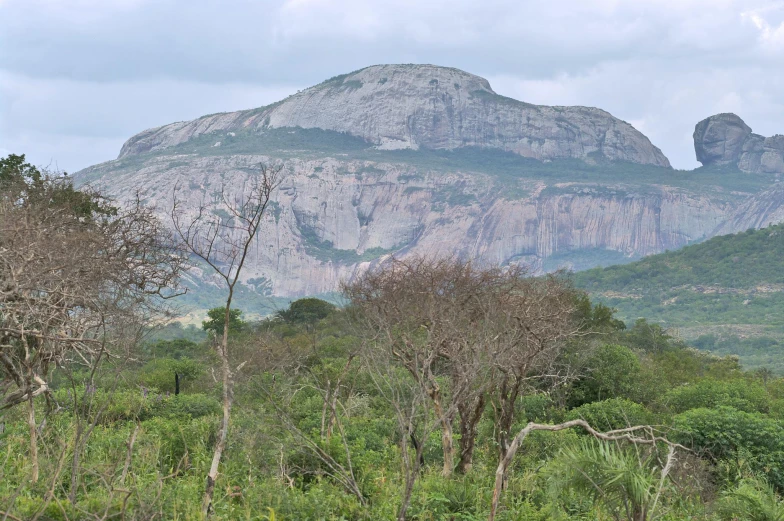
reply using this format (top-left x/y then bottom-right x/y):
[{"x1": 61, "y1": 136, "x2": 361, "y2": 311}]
[
  {"x1": 137, "y1": 357, "x2": 206, "y2": 394},
  {"x1": 545, "y1": 438, "x2": 666, "y2": 521},
  {"x1": 663, "y1": 378, "x2": 770, "y2": 414},
  {"x1": 565, "y1": 398, "x2": 655, "y2": 432},
  {"x1": 716, "y1": 477, "x2": 784, "y2": 521},
  {"x1": 202, "y1": 307, "x2": 246, "y2": 335},
  {"x1": 569, "y1": 344, "x2": 644, "y2": 406},
  {"x1": 672, "y1": 406, "x2": 784, "y2": 489},
  {"x1": 6, "y1": 154, "x2": 784, "y2": 519},
  {"x1": 277, "y1": 298, "x2": 337, "y2": 325}
]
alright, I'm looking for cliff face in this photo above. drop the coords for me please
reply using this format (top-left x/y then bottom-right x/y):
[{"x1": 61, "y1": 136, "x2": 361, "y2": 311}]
[
  {"x1": 78, "y1": 152, "x2": 728, "y2": 298},
  {"x1": 694, "y1": 113, "x2": 784, "y2": 174},
  {"x1": 118, "y1": 64, "x2": 670, "y2": 167},
  {"x1": 74, "y1": 67, "x2": 784, "y2": 307}
]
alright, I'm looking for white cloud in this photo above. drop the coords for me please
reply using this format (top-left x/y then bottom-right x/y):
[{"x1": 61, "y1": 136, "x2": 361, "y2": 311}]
[
  {"x1": 0, "y1": 71, "x2": 300, "y2": 170},
  {"x1": 743, "y1": 5, "x2": 784, "y2": 51}
]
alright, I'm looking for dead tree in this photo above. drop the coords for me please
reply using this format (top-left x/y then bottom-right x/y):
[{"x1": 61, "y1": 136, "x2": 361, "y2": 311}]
[
  {"x1": 489, "y1": 274, "x2": 582, "y2": 463},
  {"x1": 359, "y1": 335, "x2": 437, "y2": 521},
  {"x1": 345, "y1": 256, "x2": 523, "y2": 476},
  {"x1": 171, "y1": 163, "x2": 280, "y2": 516},
  {"x1": 487, "y1": 420, "x2": 687, "y2": 521},
  {"x1": 0, "y1": 168, "x2": 181, "y2": 483}
]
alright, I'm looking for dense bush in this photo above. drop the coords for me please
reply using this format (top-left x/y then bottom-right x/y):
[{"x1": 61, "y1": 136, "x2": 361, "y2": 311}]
[
  {"x1": 672, "y1": 406, "x2": 784, "y2": 489},
  {"x1": 569, "y1": 344, "x2": 643, "y2": 406},
  {"x1": 4, "y1": 268, "x2": 783, "y2": 520},
  {"x1": 565, "y1": 398, "x2": 656, "y2": 432},
  {"x1": 137, "y1": 357, "x2": 206, "y2": 393},
  {"x1": 663, "y1": 378, "x2": 770, "y2": 414}
]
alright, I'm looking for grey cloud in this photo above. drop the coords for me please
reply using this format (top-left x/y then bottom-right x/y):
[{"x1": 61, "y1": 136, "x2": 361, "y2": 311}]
[{"x1": 1, "y1": 0, "x2": 783, "y2": 170}]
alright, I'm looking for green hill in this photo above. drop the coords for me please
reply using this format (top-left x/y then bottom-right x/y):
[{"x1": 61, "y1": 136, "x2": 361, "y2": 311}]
[{"x1": 573, "y1": 224, "x2": 784, "y2": 371}]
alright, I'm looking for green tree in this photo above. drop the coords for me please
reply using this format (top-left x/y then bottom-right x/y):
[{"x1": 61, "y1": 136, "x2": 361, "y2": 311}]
[
  {"x1": 0, "y1": 153, "x2": 41, "y2": 185},
  {"x1": 0, "y1": 153, "x2": 113, "y2": 217},
  {"x1": 201, "y1": 307, "x2": 246, "y2": 336},
  {"x1": 570, "y1": 344, "x2": 643, "y2": 406},
  {"x1": 573, "y1": 293, "x2": 626, "y2": 333},
  {"x1": 664, "y1": 378, "x2": 769, "y2": 414},
  {"x1": 566, "y1": 398, "x2": 655, "y2": 432},
  {"x1": 276, "y1": 298, "x2": 336, "y2": 325}
]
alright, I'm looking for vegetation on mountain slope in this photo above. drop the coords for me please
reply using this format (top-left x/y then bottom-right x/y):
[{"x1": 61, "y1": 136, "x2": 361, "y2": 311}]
[{"x1": 574, "y1": 223, "x2": 784, "y2": 371}]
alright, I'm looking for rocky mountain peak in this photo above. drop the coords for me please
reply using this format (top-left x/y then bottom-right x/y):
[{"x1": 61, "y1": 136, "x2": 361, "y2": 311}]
[
  {"x1": 694, "y1": 113, "x2": 784, "y2": 174},
  {"x1": 317, "y1": 64, "x2": 495, "y2": 97},
  {"x1": 117, "y1": 64, "x2": 670, "y2": 167}
]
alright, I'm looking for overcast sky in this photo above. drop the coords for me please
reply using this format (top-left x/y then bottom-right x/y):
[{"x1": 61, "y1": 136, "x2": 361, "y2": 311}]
[{"x1": 1, "y1": 0, "x2": 783, "y2": 172}]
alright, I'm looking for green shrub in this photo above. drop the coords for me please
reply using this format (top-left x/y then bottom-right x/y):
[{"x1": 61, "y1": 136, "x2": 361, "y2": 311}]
[
  {"x1": 716, "y1": 477, "x2": 784, "y2": 521},
  {"x1": 672, "y1": 406, "x2": 784, "y2": 489},
  {"x1": 137, "y1": 357, "x2": 206, "y2": 394},
  {"x1": 52, "y1": 387, "x2": 219, "y2": 422},
  {"x1": 153, "y1": 393, "x2": 221, "y2": 419},
  {"x1": 566, "y1": 398, "x2": 655, "y2": 432},
  {"x1": 569, "y1": 344, "x2": 643, "y2": 406},
  {"x1": 663, "y1": 378, "x2": 770, "y2": 414}
]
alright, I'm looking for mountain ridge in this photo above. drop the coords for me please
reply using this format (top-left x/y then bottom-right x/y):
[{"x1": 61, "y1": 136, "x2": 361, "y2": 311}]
[
  {"x1": 117, "y1": 64, "x2": 671, "y2": 167},
  {"x1": 73, "y1": 64, "x2": 784, "y2": 309}
]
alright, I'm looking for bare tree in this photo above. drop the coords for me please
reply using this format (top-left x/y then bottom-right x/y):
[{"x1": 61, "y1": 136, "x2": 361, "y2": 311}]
[
  {"x1": 358, "y1": 332, "x2": 439, "y2": 521},
  {"x1": 345, "y1": 257, "x2": 585, "y2": 478},
  {"x1": 344, "y1": 257, "x2": 488, "y2": 476},
  {"x1": 171, "y1": 163, "x2": 281, "y2": 516},
  {"x1": 488, "y1": 274, "x2": 582, "y2": 463},
  {"x1": 0, "y1": 164, "x2": 182, "y2": 483}
]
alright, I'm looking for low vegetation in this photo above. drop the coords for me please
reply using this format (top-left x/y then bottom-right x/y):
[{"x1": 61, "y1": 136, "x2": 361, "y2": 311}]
[{"x1": 5, "y1": 153, "x2": 784, "y2": 520}]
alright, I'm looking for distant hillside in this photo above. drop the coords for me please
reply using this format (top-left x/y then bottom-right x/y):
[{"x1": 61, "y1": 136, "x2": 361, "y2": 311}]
[{"x1": 573, "y1": 224, "x2": 784, "y2": 371}]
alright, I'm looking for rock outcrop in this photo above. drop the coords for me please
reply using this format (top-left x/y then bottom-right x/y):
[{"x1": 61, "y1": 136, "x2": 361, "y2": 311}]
[
  {"x1": 73, "y1": 66, "x2": 784, "y2": 309},
  {"x1": 78, "y1": 154, "x2": 724, "y2": 298},
  {"x1": 694, "y1": 113, "x2": 784, "y2": 174},
  {"x1": 118, "y1": 64, "x2": 670, "y2": 167}
]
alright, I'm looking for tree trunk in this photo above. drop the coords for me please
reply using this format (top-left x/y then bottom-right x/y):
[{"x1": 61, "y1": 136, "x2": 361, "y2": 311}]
[
  {"x1": 202, "y1": 304, "x2": 234, "y2": 517},
  {"x1": 456, "y1": 394, "x2": 486, "y2": 474},
  {"x1": 634, "y1": 506, "x2": 647, "y2": 521},
  {"x1": 69, "y1": 423, "x2": 83, "y2": 503},
  {"x1": 430, "y1": 390, "x2": 454, "y2": 477},
  {"x1": 397, "y1": 430, "x2": 424, "y2": 521},
  {"x1": 28, "y1": 395, "x2": 38, "y2": 483},
  {"x1": 495, "y1": 377, "x2": 523, "y2": 491}
]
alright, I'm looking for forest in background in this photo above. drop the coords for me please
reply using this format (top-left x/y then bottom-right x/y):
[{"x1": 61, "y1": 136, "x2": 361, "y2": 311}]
[{"x1": 5, "y1": 153, "x2": 784, "y2": 520}]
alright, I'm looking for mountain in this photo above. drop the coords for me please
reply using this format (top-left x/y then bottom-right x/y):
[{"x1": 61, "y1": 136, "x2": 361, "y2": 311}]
[
  {"x1": 573, "y1": 224, "x2": 784, "y2": 371},
  {"x1": 118, "y1": 64, "x2": 670, "y2": 166},
  {"x1": 74, "y1": 64, "x2": 784, "y2": 313}
]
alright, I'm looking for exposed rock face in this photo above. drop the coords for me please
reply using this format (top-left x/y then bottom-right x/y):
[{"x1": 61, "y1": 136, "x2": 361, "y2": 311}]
[
  {"x1": 78, "y1": 152, "x2": 730, "y2": 298},
  {"x1": 694, "y1": 113, "x2": 784, "y2": 174},
  {"x1": 118, "y1": 64, "x2": 670, "y2": 167},
  {"x1": 74, "y1": 66, "x2": 784, "y2": 308}
]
